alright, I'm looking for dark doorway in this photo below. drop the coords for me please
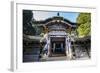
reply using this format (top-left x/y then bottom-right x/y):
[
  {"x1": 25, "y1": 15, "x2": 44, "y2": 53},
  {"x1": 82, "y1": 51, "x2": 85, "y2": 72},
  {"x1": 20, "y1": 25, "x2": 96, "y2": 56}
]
[{"x1": 51, "y1": 37, "x2": 66, "y2": 55}]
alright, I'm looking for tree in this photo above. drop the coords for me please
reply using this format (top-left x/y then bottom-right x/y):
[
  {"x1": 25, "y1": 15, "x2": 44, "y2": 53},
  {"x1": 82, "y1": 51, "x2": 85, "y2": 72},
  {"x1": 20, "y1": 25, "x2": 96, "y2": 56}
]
[
  {"x1": 23, "y1": 10, "x2": 33, "y2": 25},
  {"x1": 23, "y1": 10, "x2": 36, "y2": 35},
  {"x1": 76, "y1": 13, "x2": 91, "y2": 37}
]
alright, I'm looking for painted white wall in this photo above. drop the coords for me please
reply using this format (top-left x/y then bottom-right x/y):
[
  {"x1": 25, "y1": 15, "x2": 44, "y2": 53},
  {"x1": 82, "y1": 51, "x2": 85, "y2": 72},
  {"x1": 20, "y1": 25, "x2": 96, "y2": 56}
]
[{"x1": 0, "y1": 0, "x2": 100, "y2": 73}]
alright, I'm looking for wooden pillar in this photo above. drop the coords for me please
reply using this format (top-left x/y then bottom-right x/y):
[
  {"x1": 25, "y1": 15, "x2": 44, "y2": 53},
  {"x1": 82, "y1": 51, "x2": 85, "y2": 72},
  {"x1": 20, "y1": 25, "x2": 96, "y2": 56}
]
[
  {"x1": 67, "y1": 37, "x2": 72, "y2": 59},
  {"x1": 65, "y1": 36, "x2": 72, "y2": 59},
  {"x1": 53, "y1": 43, "x2": 55, "y2": 53},
  {"x1": 61, "y1": 43, "x2": 63, "y2": 49},
  {"x1": 47, "y1": 37, "x2": 51, "y2": 56},
  {"x1": 65, "y1": 37, "x2": 68, "y2": 56}
]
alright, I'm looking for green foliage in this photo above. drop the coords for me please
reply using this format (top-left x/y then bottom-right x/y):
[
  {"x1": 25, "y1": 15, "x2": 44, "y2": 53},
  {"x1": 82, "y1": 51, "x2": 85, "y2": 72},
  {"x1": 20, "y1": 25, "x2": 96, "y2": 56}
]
[
  {"x1": 23, "y1": 10, "x2": 33, "y2": 25},
  {"x1": 23, "y1": 10, "x2": 36, "y2": 35},
  {"x1": 34, "y1": 26, "x2": 43, "y2": 35},
  {"x1": 77, "y1": 13, "x2": 91, "y2": 37},
  {"x1": 77, "y1": 13, "x2": 91, "y2": 25}
]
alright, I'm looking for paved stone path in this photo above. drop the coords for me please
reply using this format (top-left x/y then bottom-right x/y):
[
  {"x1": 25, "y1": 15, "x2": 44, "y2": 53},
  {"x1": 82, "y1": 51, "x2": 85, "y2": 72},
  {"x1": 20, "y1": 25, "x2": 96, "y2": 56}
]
[{"x1": 40, "y1": 55, "x2": 90, "y2": 62}]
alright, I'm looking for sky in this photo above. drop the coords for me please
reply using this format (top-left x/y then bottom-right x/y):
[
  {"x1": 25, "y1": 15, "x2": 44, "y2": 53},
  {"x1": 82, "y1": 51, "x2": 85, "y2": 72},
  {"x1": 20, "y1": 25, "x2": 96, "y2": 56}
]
[{"x1": 32, "y1": 11, "x2": 79, "y2": 22}]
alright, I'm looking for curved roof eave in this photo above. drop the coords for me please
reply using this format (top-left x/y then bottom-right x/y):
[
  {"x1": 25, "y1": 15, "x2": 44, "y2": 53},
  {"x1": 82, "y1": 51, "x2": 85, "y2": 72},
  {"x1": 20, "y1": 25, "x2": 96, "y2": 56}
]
[{"x1": 32, "y1": 16, "x2": 77, "y2": 27}]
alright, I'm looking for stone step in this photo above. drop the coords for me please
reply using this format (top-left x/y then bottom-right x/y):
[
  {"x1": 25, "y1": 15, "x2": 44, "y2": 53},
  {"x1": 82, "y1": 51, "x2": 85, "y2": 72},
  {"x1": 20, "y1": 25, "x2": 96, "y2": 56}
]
[
  {"x1": 41, "y1": 56, "x2": 67, "y2": 61},
  {"x1": 50, "y1": 54, "x2": 66, "y2": 57}
]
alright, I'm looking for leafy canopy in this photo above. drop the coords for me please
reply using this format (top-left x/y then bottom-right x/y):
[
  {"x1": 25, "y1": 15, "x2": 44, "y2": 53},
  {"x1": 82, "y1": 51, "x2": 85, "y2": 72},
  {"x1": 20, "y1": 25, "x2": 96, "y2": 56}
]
[{"x1": 76, "y1": 13, "x2": 91, "y2": 37}]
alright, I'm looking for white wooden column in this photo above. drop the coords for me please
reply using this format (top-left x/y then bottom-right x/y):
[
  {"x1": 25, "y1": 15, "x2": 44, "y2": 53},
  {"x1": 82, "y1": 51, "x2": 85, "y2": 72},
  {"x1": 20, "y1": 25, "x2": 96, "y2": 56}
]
[
  {"x1": 61, "y1": 43, "x2": 63, "y2": 49},
  {"x1": 65, "y1": 36, "x2": 72, "y2": 59},
  {"x1": 53, "y1": 43, "x2": 55, "y2": 53},
  {"x1": 67, "y1": 36, "x2": 72, "y2": 59},
  {"x1": 47, "y1": 37, "x2": 51, "y2": 56},
  {"x1": 65, "y1": 37, "x2": 69, "y2": 56}
]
